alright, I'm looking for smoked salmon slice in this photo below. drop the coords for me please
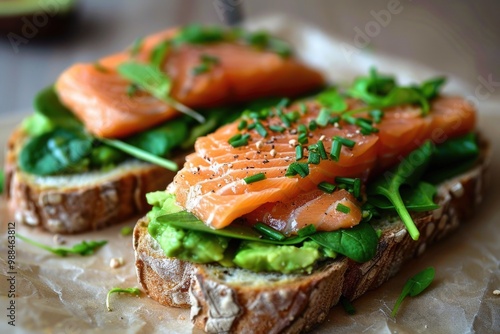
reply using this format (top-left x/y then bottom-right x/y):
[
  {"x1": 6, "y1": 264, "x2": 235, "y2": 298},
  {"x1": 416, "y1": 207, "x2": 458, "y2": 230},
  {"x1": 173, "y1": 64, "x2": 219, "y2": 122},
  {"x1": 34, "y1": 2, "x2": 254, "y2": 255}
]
[
  {"x1": 168, "y1": 96, "x2": 476, "y2": 231},
  {"x1": 55, "y1": 28, "x2": 325, "y2": 138}
]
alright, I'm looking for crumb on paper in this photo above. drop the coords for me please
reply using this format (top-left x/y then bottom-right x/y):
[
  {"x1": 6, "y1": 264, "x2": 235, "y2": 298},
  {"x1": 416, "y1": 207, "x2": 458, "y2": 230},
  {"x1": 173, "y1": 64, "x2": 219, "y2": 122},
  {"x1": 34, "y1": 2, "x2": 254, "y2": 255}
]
[
  {"x1": 53, "y1": 234, "x2": 66, "y2": 245},
  {"x1": 178, "y1": 315, "x2": 186, "y2": 320},
  {"x1": 109, "y1": 257, "x2": 124, "y2": 269},
  {"x1": 493, "y1": 290, "x2": 500, "y2": 296}
]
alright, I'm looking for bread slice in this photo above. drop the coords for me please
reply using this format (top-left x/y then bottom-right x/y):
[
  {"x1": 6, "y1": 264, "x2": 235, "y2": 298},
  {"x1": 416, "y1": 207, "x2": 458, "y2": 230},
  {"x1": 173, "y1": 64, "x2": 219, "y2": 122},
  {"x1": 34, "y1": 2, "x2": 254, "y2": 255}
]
[
  {"x1": 4, "y1": 128, "x2": 187, "y2": 234},
  {"x1": 133, "y1": 138, "x2": 490, "y2": 333}
]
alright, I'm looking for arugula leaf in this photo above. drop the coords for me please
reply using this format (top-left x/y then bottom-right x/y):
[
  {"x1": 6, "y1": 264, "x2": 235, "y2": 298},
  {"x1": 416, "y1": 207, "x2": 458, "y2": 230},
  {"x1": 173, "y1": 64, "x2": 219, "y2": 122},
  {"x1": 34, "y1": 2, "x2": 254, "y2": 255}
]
[
  {"x1": 150, "y1": 40, "x2": 170, "y2": 68},
  {"x1": 367, "y1": 141, "x2": 434, "y2": 240},
  {"x1": 424, "y1": 159, "x2": 477, "y2": 185},
  {"x1": 420, "y1": 77, "x2": 446, "y2": 100},
  {"x1": 117, "y1": 62, "x2": 205, "y2": 123},
  {"x1": 106, "y1": 287, "x2": 141, "y2": 311},
  {"x1": 391, "y1": 267, "x2": 435, "y2": 317},
  {"x1": 429, "y1": 133, "x2": 479, "y2": 167},
  {"x1": 368, "y1": 182, "x2": 439, "y2": 212},
  {"x1": 16, "y1": 234, "x2": 107, "y2": 256},
  {"x1": 156, "y1": 211, "x2": 378, "y2": 262},
  {"x1": 173, "y1": 24, "x2": 226, "y2": 45},
  {"x1": 19, "y1": 128, "x2": 93, "y2": 175},
  {"x1": 309, "y1": 222, "x2": 378, "y2": 263},
  {"x1": 33, "y1": 86, "x2": 83, "y2": 130},
  {"x1": 316, "y1": 88, "x2": 348, "y2": 112}
]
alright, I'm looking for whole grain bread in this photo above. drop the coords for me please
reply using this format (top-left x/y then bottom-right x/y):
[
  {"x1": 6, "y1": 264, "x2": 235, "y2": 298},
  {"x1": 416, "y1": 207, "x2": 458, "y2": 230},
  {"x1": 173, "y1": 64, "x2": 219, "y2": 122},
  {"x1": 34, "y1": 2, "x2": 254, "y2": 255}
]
[
  {"x1": 4, "y1": 128, "x2": 186, "y2": 234},
  {"x1": 133, "y1": 139, "x2": 490, "y2": 334}
]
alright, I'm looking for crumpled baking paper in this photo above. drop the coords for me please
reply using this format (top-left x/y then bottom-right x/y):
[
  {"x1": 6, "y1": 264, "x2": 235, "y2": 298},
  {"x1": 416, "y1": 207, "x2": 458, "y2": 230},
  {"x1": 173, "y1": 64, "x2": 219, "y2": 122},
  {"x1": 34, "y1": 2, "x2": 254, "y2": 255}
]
[{"x1": 1, "y1": 15, "x2": 499, "y2": 334}]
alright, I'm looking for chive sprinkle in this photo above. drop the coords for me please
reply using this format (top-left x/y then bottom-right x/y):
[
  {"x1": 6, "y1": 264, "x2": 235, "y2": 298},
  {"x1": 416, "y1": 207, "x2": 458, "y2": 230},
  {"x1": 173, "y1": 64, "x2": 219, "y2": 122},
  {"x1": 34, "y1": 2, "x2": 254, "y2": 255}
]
[
  {"x1": 244, "y1": 172, "x2": 266, "y2": 184},
  {"x1": 300, "y1": 103, "x2": 307, "y2": 114},
  {"x1": 308, "y1": 151, "x2": 320, "y2": 164},
  {"x1": 279, "y1": 113, "x2": 291, "y2": 127},
  {"x1": 369, "y1": 109, "x2": 384, "y2": 123},
  {"x1": 276, "y1": 98, "x2": 290, "y2": 109},
  {"x1": 254, "y1": 222, "x2": 286, "y2": 241},
  {"x1": 295, "y1": 144, "x2": 303, "y2": 160},
  {"x1": 308, "y1": 120, "x2": 318, "y2": 131},
  {"x1": 298, "y1": 124, "x2": 308, "y2": 134},
  {"x1": 335, "y1": 177, "x2": 355, "y2": 185},
  {"x1": 328, "y1": 115, "x2": 341, "y2": 125},
  {"x1": 334, "y1": 136, "x2": 356, "y2": 148},
  {"x1": 285, "y1": 162, "x2": 309, "y2": 177},
  {"x1": 247, "y1": 122, "x2": 256, "y2": 130},
  {"x1": 353, "y1": 178, "x2": 361, "y2": 198},
  {"x1": 317, "y1": 140, "x2": 328, "y2": 160},
  {"x1": 228, "y1": 133, "x2": 250, "y2": 147},
  {"x1": 298, "y1": 132, "x2": 308, "y2": 144},
  {"x1": 298, "y1": 224, "x2": 317, "y2": 237},
  {"x1": 255, "y1": 122, "x2": 268, "y2": 138},
  {"x1": 269, "y1": 124, "x2": 285, "y2": 133},
  {"x1": 316, "y1": 108, "x2": 331, "y2": 127},
  {"x1": 238, "y1": 120, "x2": 248, "y2": 130},
  {"x1": 330, "y1": 138, "x2": 342, "y2": 161},
  {"x1": 286, "y1": 111, "x2": 300, "y2": 122},
  {"x1": 318, "y1": 181, "x2": 336, "y2": 194},
  {"x1": 336, "y1": 203, "x2": 351, "y2": 214}
]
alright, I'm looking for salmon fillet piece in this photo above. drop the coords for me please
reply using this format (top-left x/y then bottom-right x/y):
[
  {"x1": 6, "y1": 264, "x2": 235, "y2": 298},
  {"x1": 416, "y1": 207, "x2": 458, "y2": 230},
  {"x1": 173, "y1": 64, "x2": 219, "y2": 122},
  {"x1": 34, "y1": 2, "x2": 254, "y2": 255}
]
[
  {"x1": 169, "y1": 97, "x2": 475, "y2": 230},
  {"x1": 55, "y1": 29, "x2": 325, "y2": 138}
]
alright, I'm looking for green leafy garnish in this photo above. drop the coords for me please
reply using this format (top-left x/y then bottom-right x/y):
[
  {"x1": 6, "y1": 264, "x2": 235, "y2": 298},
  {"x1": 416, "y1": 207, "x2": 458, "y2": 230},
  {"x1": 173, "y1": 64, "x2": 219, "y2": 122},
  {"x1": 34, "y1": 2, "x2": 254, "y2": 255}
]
[
  {"x1": 429, "y1": 132, "x2": 479, "y2": 167},
  {"x1": 316, "y1": 88, "x2": 348, "y2": 112},
  {"x1": 106, "y1": 287, "x2": 141, "y2": 311},
  {"x1": 33, "y1": 86, "x2": 83, "y2": 131},
  {"x1": 391, "y1": 267, "x2": 435, "y2": 317},
  {"x1": 192, "y1": 54, "x2": 220, "y2": 75},
  {"x1": 254, "y1": 222, "x2": 286, "y2": 241},
  {"x1": 368, "y1": 182, "x2": 439, "y2": 212},
  {"x1": 367, "y1": 141, "x2": 434, "y2": 240},
  {"x1": 117, "y1": 62, "x2": 205, "y2": 123},
  {"x1": 150, "y1": 40, "x2": 170, "y2": 68},
  {"x1": 16, "y1": 234, "x2": 107, "y2": 256},
  {"x1": 244, "y1": 173, "x2": 266, "y2": 184},
  {"x1": 0, "y1": 170, "x2": 4, "y2": 194},
  {"x1": 120, "y1": 226, "x2": 133, "y2": 236}
]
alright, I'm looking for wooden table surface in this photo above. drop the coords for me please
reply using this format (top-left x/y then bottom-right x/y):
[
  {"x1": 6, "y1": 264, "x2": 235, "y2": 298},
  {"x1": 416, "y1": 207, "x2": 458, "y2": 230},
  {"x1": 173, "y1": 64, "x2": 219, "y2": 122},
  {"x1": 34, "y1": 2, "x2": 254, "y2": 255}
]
[{"x1": 0, "y1": 0, "x2": 499, "y2": 117}]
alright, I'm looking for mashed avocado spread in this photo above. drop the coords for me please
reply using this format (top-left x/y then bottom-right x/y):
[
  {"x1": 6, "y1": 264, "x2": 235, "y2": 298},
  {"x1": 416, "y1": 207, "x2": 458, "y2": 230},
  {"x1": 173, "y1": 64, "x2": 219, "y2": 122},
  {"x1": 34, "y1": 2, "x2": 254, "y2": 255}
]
[{"x1": 146, "y1": 191, "x2": 336, "y2": 274}]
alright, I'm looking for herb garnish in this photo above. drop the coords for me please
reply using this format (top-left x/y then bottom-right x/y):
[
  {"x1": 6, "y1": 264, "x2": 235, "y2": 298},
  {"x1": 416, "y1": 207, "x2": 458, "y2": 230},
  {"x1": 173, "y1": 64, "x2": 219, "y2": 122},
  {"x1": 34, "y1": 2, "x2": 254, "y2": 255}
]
[
  {"x1": 120, "y1": 226, "x2": 133, "y2": 236},
  {"x1": 17, "y1": 234, "x2": 107, "y2": 256},
  {"x1": 391, "y1": 267, "x2": 435, "y2": 317},
  {"x1": 330, "y1": 138, "x2": 342, "y2": 161},
  {"x1": 192, "y1": 54, "x2": 220, "y2": 75},
  {"x1": 295, "y1": 144, "x2": 303, "y2": 160},
  {"x1": 318, "y1": 181, "x2": 336, "y2": 194},
  {"x1": 340, "y1": 296, "x2": 356, "y2": 315},
  {"x1": 228, "y1": 133, "x2": 250, "y2": 148},
  {"x1": 244, "y1": 173, "x2": 266, "y2": 184},
  {"x1": 254, "y1": 222, "x2": 286, "y2": 241},
  {"x1": 336, "y1": 203, "x2": 351, "y2": 214},
  {"x1": 106, "y1": 287, "x2": 141, "y2": 311},
  {"x1": 285, "y1": 162, "x2": 309, "y2": 177}
]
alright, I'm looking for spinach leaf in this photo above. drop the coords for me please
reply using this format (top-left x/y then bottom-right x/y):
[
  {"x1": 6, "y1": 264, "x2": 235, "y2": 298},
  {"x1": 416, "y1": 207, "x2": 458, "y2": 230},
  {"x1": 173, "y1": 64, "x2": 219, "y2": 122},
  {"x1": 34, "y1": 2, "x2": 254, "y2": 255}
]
[
  {"x1": 126, "y1": 118, "x2": 188, "y2": 157},
  {"x1": 391, "y1": 267, "x2": 435, "y2": 317},
  {"x1": 33, "y1": 86, "x2": 83, "y2": 130},
  {"x1": 368, "y1": 182, "x2": 439, "y2": 212},
  {"x1": 424, "y1": 159, "x2": 477, "y2": 185},
  {"x1": 16, "y1": 234, "x2": 107, "y2": 256},
  {"x1": 309, "y1": 222, "x2": 378, "y2": 263},
  {"x1": 19, "y1": 128, "x2": 93, "y2": 175},
  {"x1": 106, "y1": 287, "x2": 141, "y2": 311},
  {"x1": 367, "y1": 141, "x2": 434, "y2": 240},
  {"x1": 430, "y1": 132, "x2": 479, "y2": 167},
  {"x1": 117, "y1": 62, "x2": 205, "y2": 123},
  {"x1": 156, "y1": 211, "x2": 378, "y2": 262}
]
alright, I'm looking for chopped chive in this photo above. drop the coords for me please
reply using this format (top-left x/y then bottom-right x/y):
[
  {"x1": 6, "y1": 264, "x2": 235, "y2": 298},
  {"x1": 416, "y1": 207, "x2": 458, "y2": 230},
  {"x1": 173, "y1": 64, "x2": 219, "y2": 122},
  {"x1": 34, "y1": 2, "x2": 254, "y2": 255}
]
[
  {"x1": 254, "y1": 222, "x2": 286, "y2": 241},
  {"x1": 298, "y1": 132, "x2": 308, "y2": 144},
  {"x1": 369, "y1": 109, "x2": 384, "y2": 123},
  {"x1": 300, "y1": 103, "x2": 307, "y2": 114},
  {"x1": 353, "y1": 178, "x2": 361, "y2": 198},
  {"x1": 247, "y1": 122, "x2": 256, "y2": 130},
  {"x1": 334, "y1": 136, "x2": 356, "y2": 148},
  {"x1": 308, "y1": 151, "x2": 320, "y2": 164},
  {"x1": 298, "y1": 124, "x2": 308, "y2": 134},
  {"x1": 335, "y1": 177, "x2": 355, "y2": 185},
  {"x1": 308, "y1": 120, "x2": 317, "y2": 131},
  {"x1": 295, "y1": 144, "x2": 303, "y2": 160},
  {"x1": 285, "y1": 111, "x2": 300, "y2": 123},
  {"x1": 340, "y1": 296, "x2": 356, "y2": 315},
  {"x1": 229, "y1": 133, "x2": 250, "y2": 147},
  {"x1": 316, "y1": 108, "x2": 331, "y2": 127},
  {"x1": 244, "y1": 172, "x2": 266, "y2": 184},
  {"x1": 317, "y1": 140, "x2": 327, "y2": 160},
  {"x1": 238, "y1": 120, "x2": 248, "y2": 130},
  {"x1": 328, "y1": 115, "x2": 341, "y2": 125},
  {"x1": 298, "y1": 224, "x2": 317, "y2": 237},
  {"x1": 330, "y1": 138, "x2": 342, "y2": 161},
  {"x1": 356, "y1": 118, "x2": 378, "y2": 134},
  {"x1": 318, "y1": 181, "x2": 336, "y2": 194},
  {"x1": 336, "y1": 203, "x2": 351, "y2": 214},
  {"x1": 269, "y1": 124, "x2": 285, "y2": 133},
  {"x1": 276, "y1": 98, "x2": 290, "y2": 109},
  {"x1": 343, "y1": 115, "x2": 357, "y2": 125},
  {"x1": 285, "y1": 162, "x2": 309, "y2": 177},
  {"x1": 255, "y1": 122, "x2": 268, "y2": 138},
  {"x1": 279, "y1": 113, "x2": 291, "y2": 127}
]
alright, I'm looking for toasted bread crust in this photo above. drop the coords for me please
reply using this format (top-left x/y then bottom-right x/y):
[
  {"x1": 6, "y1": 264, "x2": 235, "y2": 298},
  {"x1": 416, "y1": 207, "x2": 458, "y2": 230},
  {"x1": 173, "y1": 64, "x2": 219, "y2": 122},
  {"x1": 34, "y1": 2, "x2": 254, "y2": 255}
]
[
  {"x1": 134, "y1": 139, "x2": 490, "y2": 333},
  {"x1": 4, "y1": 128, "x2": 182, "y2": 234}
]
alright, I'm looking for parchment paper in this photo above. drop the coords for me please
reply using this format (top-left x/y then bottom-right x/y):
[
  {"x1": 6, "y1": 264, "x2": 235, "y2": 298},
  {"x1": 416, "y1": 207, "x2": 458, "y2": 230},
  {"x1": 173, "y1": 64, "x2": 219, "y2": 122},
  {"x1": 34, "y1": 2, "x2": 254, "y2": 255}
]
[{"x1": 1, "y1": 15, "x2": 499, "y2": 334}]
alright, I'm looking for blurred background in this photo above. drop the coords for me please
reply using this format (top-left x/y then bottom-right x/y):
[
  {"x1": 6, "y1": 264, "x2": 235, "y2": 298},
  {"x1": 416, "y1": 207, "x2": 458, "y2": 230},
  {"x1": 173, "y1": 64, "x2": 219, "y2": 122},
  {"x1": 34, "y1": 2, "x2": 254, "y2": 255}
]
[{"x1": 0, "y1": 0, "x2": 499, "y2": 117}]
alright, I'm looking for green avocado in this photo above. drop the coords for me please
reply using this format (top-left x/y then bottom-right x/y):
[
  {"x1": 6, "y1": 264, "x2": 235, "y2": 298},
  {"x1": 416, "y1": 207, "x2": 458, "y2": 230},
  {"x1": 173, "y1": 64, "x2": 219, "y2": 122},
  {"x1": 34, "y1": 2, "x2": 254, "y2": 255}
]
[{"x1": 146, "y1": 192, "x2": 336, "y2": 273}]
